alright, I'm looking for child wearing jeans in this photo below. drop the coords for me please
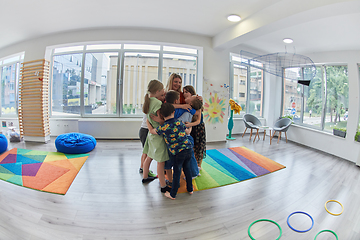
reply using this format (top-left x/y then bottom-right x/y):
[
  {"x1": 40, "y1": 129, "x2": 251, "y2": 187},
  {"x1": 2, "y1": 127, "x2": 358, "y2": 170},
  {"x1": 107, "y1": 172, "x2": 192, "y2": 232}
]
[
  {"x1": 148, "y1": 102, "x2": 193, "y2": 199},
  {"x1": 163, "y1": 91, "x2": 202, "y2": 183}
]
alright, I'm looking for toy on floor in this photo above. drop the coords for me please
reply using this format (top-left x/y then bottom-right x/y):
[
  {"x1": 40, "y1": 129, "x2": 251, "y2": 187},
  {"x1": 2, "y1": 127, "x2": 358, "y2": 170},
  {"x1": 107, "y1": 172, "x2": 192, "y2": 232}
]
[
  {"x1": 0, "y1": 134, "x2": 8, "y2": 154},
  {"x1": 55, "y1": 132, "x2": 96, "y2": 154}
]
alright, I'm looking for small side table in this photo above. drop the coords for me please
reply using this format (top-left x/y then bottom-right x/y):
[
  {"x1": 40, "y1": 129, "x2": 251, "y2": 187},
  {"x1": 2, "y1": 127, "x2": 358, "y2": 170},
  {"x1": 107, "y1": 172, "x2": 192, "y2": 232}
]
[{"x1": 254, "y1": 126, "x2": 273, "y2": 144}]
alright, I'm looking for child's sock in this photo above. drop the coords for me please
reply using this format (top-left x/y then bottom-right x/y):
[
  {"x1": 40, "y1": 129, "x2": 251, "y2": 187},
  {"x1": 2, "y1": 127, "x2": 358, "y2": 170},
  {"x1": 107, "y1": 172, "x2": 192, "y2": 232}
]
[
  {"x1": 164, "y1": 191, "x2": 175, "y2": 200},
  {"x1": 160, "y1": 186, "x2": 172, "y2": 193},
  {"x1": 142, "y1": 177, "x2": 156, "y2": 183}
]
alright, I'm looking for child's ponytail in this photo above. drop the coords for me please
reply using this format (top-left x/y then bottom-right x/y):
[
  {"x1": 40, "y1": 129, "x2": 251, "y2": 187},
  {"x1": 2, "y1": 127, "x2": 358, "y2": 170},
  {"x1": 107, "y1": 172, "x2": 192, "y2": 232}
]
[
  {"x1": 143, "y1": 93, "x2": 150, "y2": 114},
  {"x1": 143, "y1": 79, "x2": 164, "y2": 114}
]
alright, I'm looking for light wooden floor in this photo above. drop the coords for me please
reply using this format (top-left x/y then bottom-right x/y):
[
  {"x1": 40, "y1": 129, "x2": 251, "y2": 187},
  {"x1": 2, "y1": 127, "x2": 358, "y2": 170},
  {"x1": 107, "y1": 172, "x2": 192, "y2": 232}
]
[{"x1": 0, "y1": 135, "x2": 359, "y2": 240}]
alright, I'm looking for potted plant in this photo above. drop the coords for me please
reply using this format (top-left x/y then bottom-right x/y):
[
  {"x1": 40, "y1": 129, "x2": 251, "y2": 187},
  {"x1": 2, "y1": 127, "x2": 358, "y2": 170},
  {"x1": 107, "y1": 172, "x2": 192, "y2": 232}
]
[
  {"x1": 281, "y1": 115, "x2": 294, "y2": 123},
  {"x1": 355, "y1": 130, "x2": 360, "y2": 142},
  {"x1": 333, "y1": 127, "x2": 346, "y2": 138}
]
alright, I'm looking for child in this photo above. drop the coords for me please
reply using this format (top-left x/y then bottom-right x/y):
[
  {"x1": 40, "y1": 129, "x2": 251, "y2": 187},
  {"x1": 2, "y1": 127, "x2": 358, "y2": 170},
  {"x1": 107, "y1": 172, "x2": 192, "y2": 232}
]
[
  {"x1": 164, "y1": 91, "x2": 202, "y2": 180},
  {"x1": 183, "y1": 85, "x2": 206, "y2": 169},
  {"x1": 139, "y1": 90, "x2": 165, "y2": 177},
  {"x1": 138, "y1": 115, "x2": 157, "y2": 178},
  {"x1": 148, "y1": 102, "x2": 193, "y2": 199},
  {"x1": 142, "y1": 80, "x2": 171, "y2": 193}
]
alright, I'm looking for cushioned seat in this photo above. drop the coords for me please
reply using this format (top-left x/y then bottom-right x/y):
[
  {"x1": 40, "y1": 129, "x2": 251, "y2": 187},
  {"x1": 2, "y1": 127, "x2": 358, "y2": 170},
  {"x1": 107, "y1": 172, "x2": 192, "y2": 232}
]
[
  {"x1": 272, "y1": 118, "x2": 292, "y2": 143},
  {"x1": 242, "y1": 114, "x2": 262, "y2": 141},
  {"x1": 55, "y1": 132, "x2": 96, "y2": 154},
  {"x1": 0, "y1": 134, "x2": 8, "y2": 154}
]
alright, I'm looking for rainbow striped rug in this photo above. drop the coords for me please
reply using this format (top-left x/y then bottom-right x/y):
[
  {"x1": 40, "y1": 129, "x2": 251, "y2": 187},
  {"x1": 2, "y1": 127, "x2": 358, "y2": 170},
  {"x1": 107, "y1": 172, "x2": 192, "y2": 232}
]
[
  {"x1": 178, "y1": 146, "x2": 285, "y2": 193},
  {"x1": 0, "y1": 148, "x2": 88, "y2": 195}
]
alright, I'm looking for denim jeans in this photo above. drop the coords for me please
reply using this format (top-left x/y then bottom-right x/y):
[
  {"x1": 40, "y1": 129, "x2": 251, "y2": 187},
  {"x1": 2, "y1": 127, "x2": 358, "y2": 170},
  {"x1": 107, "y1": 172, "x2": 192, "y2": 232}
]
[
  {"x1": 188, "y1": 135, "x2": 199, "y2": 177},
  {"x1": 170, "y1": 148, "x2": 193, "y2": 198}
]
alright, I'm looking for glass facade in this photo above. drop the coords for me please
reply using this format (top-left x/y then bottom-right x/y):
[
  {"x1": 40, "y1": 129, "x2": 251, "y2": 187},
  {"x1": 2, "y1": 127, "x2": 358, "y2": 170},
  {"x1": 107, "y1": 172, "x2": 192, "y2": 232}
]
[
  {"x1": 282, "y1": 65, "x2": 349, "y2": 133},
  {"x1": 50, "y1": 43, "x2": 200, "y2": 117},
  {"x1": 230, "y1": 54, "x2": 264, "y2": 117},
  {"x1": 0, "y1": 54, "x2": 23, "y2": 117}
]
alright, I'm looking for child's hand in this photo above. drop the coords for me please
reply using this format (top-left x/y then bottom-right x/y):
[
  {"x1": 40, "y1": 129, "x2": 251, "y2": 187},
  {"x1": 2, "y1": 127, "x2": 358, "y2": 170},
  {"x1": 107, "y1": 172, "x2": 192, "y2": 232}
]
[
  {"x1": 180, "y1": 104, "x2": 192, "y2": 112},
  {"x1": 150, "y1": 113, "x2": 163, "y2": 123}
]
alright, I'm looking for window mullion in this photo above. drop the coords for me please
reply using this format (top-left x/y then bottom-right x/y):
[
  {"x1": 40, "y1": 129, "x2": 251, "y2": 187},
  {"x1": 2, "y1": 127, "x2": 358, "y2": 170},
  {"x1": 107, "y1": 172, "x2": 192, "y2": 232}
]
[
  {"x1": 119, "y1": 46, "x2": 125, "y2": 116},
  {"x1": 80, "y1": 46, "x2": 86, "y2": 117},
  {"x1": 246, "y1": 62, "x2": 250, "y2": 113},
  {"x1": 300, "y1": 68, "x2": 305, "y2": 123},
  {"x1": 321, "y1": 65, "x2": 327, "y2": 130},
  {"x1": 158, "y1": 46, "x2": 163, "y2": 81}
]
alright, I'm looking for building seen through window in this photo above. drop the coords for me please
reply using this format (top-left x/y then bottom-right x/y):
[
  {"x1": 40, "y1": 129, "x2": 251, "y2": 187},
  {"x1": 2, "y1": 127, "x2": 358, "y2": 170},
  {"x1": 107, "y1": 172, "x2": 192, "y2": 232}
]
[
  {"x1": 230, "y1": 54, "x2": 264, "y2": 117},
  {"x1": 283, "y1": 65, "x2": 348, "y2": 133},
  {"x1": 0, "y1": 53, "x2": 23, "y2": 117},
  {"x1": 50, "y1": 44, "x2": 200, "y2": 117}
]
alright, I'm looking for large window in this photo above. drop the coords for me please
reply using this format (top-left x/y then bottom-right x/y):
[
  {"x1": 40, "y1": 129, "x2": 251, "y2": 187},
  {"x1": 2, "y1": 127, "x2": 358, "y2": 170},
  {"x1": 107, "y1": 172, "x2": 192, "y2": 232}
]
[
  {"x1": 52, "y1": 53, "x2": 83, "y2": 116},
  {"x1": 230, "y1": 54, "x2": 264, "y2": 117},
  {"x1": 0, "y1": 53, "x2": 24, "y2": 117},
  {"x1": 50, "y1": 43, "x2": 201, "y2": 117},
  {"x1": 123, "y1": 52, "x2": 159, "y2": 115},
  {"x1": 283, "y1": 65, "x2": 349, "y2": 133}
]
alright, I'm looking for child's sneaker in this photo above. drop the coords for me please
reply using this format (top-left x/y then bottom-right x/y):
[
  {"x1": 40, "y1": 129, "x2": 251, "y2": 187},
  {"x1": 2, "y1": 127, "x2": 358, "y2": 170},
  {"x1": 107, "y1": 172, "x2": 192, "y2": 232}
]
[
  {"x1": 161, "y1": 186, "x2": 172, "y2": 193},
  {"x1": 142, "y1": 177, "x2": 156, "y2": 183},
  {"x1": 148, "y1": 170, "x2": 157, "y2": 178},
  {"x1": 139, "y1": 168, "x2": 143, "y2": 173}
]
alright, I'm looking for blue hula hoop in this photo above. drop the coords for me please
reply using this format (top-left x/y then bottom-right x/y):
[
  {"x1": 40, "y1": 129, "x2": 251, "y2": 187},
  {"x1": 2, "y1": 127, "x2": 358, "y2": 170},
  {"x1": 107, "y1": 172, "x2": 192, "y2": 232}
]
[{"x1": 287, "y1": 211, "x2": 314, "y2": 233}]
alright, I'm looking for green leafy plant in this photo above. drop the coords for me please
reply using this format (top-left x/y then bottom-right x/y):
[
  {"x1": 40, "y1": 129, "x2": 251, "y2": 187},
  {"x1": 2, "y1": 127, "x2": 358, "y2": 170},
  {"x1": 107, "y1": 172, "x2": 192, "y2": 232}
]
[
  {"x1": 282, "y1": 115, "x2": 293, "y2": 120},
  {"x1": 333, "y1": 127, "x2": 346, "y2": 132},
  {"x1": 355, "y1": 131, "x2": 360, "y2": 142}
]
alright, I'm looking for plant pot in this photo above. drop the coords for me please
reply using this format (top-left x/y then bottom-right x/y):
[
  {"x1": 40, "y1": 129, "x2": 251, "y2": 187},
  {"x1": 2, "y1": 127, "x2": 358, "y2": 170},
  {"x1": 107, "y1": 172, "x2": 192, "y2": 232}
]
[{"x1": 333, "y1": 129, "x2": 346, "y2": 138}]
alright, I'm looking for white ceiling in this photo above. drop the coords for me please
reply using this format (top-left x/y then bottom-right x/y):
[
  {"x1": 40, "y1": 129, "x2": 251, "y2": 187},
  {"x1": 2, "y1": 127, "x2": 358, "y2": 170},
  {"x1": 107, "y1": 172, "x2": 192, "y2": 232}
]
[{"x1": 1, "y1": 0, "x2": 360, "y2": 54}]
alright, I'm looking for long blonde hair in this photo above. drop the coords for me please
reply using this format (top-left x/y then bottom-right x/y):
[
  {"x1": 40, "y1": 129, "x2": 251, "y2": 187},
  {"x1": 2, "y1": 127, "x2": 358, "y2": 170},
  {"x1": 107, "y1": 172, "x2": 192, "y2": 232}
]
[
  {"x1": 143, "y1": 79, "x2": 164, "y2": 114},
  {"x1": 166, "y1": 73, "x2": 182, "y2": 93}
]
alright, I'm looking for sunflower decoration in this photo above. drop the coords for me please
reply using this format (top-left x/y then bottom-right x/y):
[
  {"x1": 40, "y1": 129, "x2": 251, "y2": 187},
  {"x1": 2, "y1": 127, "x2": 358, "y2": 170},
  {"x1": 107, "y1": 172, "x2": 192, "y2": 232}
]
[{"x1": 229, "y1": 99, "x2": 242, "y2": 114}]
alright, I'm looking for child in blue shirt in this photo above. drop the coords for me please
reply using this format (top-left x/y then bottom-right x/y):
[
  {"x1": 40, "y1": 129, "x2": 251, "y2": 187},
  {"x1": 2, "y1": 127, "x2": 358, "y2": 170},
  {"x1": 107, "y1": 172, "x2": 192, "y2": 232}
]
[{"x1": 148, "y1": 102, "x2": 194, "y2": 199}]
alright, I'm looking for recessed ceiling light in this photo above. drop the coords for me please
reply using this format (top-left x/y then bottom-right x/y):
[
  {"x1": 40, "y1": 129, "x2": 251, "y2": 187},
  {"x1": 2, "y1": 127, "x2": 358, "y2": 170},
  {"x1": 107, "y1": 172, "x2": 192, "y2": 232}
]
[
  {"x1": 227, "y1": 14, "x2": 241, "y2": 22},
  {"x1": 283, "y1": 38, "x2": 293, "y2": 44}
]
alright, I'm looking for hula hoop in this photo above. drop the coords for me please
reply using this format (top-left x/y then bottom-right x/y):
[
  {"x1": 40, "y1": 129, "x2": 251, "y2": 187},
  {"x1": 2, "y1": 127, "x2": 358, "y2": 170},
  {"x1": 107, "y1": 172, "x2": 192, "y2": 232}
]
[
  {"x1": 287, "y1": 211, "x2": 314, "y2": 232},
  {"x1": 314, "y1": 230, "x2": 338, "y2": 240},
  {"x1": 325, "y1": 200, "x2": 344, "y2": 216},
  {"x1": 248, "y1": 219, "x2": 282, "y2": 240}
]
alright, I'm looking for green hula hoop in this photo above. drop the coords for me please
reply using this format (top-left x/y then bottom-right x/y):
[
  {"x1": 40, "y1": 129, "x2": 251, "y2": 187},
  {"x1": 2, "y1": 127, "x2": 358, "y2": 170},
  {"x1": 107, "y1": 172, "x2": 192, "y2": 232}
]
[
  {"x1": 314, "y1": 230, "x2": 338, "y2": 240},
  {"x1": 248, "y1": 219, "x2": 282, "y2": 240}
]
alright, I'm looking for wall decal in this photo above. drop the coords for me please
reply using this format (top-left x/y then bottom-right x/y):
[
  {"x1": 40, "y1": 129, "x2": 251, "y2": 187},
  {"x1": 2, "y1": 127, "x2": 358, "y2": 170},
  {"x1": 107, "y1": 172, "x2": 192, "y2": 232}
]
[{"x1": 203, "y1": 93, "x2": 226, "y2": 124}]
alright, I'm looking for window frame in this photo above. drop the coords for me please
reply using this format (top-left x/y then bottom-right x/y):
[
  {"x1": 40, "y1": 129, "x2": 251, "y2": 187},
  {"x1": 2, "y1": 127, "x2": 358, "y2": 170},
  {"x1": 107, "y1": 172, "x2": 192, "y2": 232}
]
[
  {"x1": 282, "y1": 64, "x2": 349, "y2": 132},
  {"x1": 229, "y1": 53, "x2": 265, "y2": 118},
  {"x1": 0, "y1": 53, "x2": 24, "y2": 118},
  {"x1": 49, "y1": 42, "x2": 202, "y2": 118}
]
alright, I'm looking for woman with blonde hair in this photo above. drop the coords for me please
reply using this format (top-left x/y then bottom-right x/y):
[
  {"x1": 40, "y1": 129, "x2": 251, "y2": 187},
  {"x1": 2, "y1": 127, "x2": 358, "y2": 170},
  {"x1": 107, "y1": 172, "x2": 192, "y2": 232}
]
[{"x1": 166, "y1": 73, "x2": 186, "y2": 104}]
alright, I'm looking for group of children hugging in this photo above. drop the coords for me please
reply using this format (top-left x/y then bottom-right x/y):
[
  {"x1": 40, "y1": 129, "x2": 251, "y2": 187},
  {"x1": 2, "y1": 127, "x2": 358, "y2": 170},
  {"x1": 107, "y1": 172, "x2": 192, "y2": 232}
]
[{"x1": 138, "y1": 73, "x2": 206, "y2": 200}]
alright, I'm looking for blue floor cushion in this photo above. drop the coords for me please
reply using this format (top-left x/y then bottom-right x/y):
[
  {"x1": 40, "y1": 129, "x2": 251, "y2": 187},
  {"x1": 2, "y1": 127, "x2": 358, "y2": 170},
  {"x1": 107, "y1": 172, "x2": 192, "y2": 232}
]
[
  {"x1": 55, "y1": 132, "x2": 96, "y2": 154},
  {"x1": 0, "y1": 134, "x2": 8, "y2": 154}
]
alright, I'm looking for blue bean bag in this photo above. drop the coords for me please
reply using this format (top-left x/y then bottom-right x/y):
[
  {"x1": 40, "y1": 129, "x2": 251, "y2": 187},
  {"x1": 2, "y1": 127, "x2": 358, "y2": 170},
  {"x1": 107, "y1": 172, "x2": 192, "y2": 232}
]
[
  {"x1": 0, "y1": 134, "x2": 8, "y2": 154},
  {"x1": 55, "y1": 132, "x2": 96, "y2": 154}
]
